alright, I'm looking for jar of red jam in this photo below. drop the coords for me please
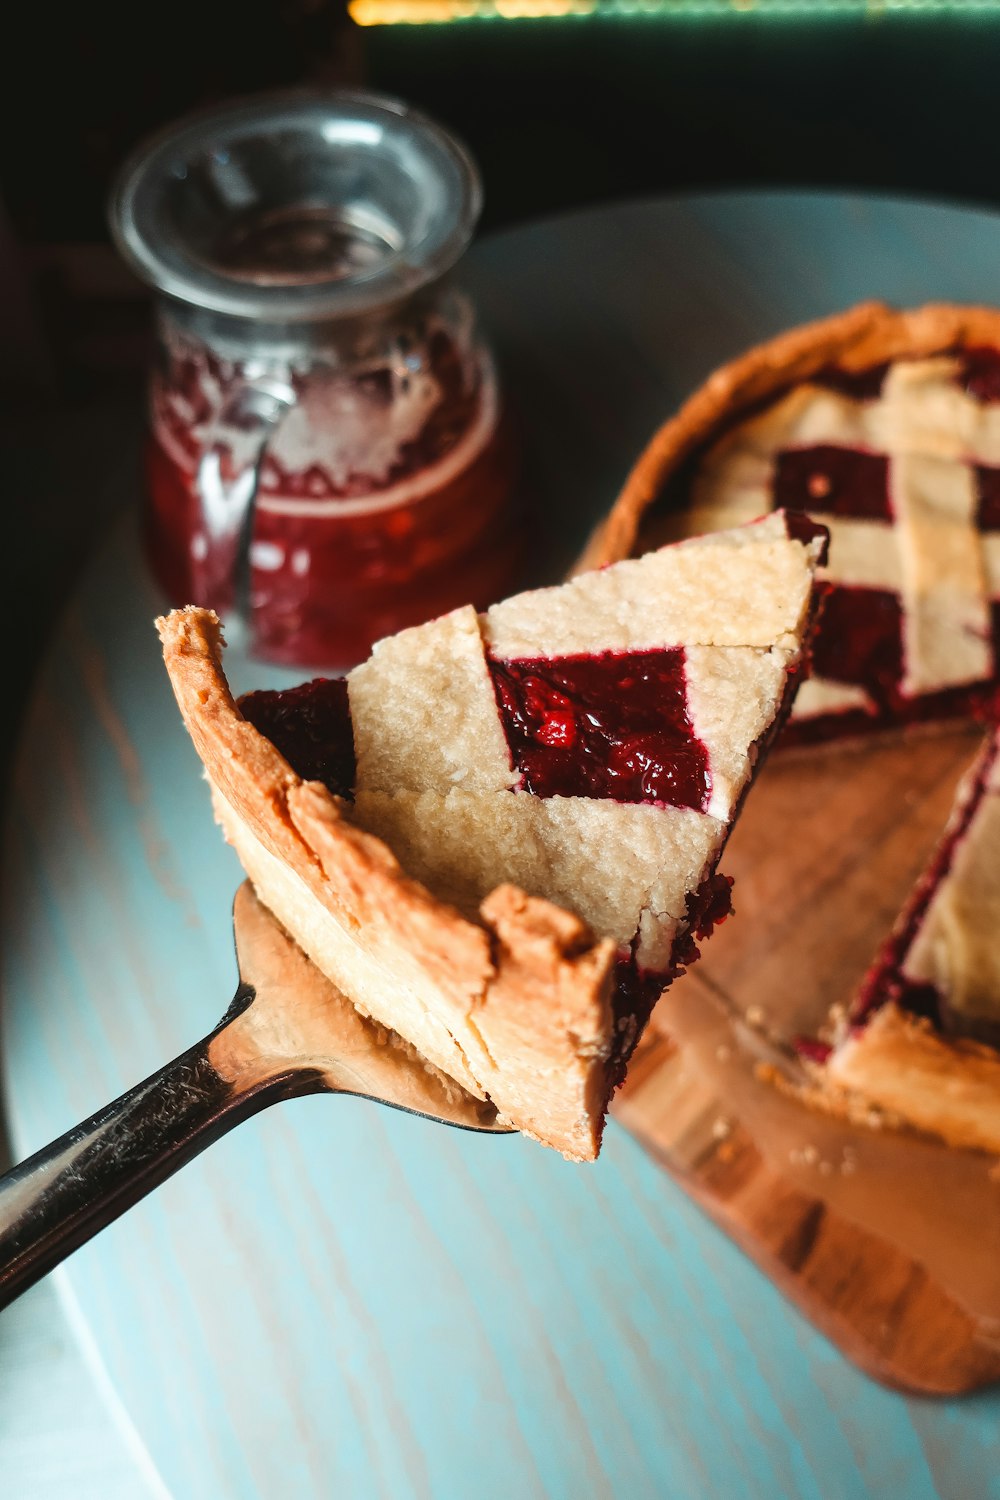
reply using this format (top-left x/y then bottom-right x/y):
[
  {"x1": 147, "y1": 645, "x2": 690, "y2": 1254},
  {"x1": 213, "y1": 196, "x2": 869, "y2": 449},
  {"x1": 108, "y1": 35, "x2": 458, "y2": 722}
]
[{"x1": 109, "y1": 90, "x2": 519, "y2": 667}]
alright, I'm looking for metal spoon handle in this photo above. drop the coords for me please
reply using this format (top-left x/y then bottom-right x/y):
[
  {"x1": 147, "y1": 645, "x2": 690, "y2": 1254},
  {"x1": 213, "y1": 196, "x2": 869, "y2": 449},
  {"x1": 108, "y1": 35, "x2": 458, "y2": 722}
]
[{"x1": 0, "y1": 989, "x2": 320, "y2": 1308}]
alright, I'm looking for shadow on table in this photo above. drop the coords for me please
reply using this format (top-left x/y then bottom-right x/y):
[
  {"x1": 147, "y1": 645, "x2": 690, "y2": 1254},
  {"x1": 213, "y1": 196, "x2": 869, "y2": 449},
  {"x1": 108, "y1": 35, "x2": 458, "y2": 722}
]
[{"x1": 1, "y1": 391, "x2": 140, "y2": 1179}]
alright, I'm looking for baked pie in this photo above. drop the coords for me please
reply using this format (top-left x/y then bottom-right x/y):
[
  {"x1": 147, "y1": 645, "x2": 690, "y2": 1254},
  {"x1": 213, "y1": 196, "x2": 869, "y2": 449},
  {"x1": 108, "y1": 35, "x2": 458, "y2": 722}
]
[
  {"x1": 581, "y1": 301, "x2": 1000, "y2": 744},
  {"x1": 159, "y1": 511, "x2": 826, "y2": 1159},
  {"x1": 809, "y1": 724, "x2": 1000, "y2": 1154},
  {"x1": 581, "y1": 301, "x2": 1000, "y2": 1151}
]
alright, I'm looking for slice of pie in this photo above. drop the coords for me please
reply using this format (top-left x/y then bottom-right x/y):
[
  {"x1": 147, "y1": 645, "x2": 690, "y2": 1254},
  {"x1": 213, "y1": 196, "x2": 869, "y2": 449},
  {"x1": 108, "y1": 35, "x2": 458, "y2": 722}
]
[
  {"x1": 580, "y1": 301, "x2": 1000, "y2": 745},
  {"x1": 158, "y1": 510, "x2": 826, "y2": 1159},
  {"x1": 802, "y1": 724, "x2": 1000, "y2": 1154}
]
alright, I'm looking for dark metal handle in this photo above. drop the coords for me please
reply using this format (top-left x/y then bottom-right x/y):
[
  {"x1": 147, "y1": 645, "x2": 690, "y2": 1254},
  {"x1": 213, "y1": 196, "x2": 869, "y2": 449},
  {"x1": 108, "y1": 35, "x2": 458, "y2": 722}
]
[{"x1": 0, "y1": 988, "x2": 320, "y2": 1308}]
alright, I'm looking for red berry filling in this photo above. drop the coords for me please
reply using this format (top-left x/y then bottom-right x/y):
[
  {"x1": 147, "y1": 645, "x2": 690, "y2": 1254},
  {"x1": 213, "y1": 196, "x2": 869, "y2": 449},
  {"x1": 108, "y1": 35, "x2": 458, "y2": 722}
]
[
  {"x1": 773, "y1": 446, "x2": 892, "y2": 522},
  {"x1": 810, "y1": 585, "x2": 904, "y2": 708},
  {"x1": 813, "y1": 361, "x2": 890, "y2": 401},
  {"x1": 793, "y1": 1036, "x2": 834, "y2": 1065},
  {"x1": 607, "y1": 871, "x2": 735, "y2": 1085},
  {"x1": 975, "y1": 465, "x2": 1000, "y2": 530},
  {"x1": 781, "y1": 510, "x2": 831, "y2": 557},
  {"x1": 240, "y1": 678, "x2": 356, "y2": 800},
  {"x1": 488, "y1": 648, "x2": 711, "y2": 810},
  {"x1": 958, "y1": 346, "x2": 1000, "y2": 404}
]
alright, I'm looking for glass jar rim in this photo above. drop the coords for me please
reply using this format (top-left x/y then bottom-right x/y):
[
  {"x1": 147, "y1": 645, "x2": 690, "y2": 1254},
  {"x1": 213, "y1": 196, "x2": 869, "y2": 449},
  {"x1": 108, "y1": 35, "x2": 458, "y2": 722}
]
[{"x1": 108, "y1": 88, "x2": 483, "y2": 324}]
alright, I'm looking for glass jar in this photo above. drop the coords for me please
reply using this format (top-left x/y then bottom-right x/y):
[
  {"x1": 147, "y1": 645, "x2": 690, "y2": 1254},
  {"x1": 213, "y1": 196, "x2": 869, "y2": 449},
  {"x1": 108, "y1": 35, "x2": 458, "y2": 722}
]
[{"x1": 110, "y1": 90, "x2": 519, "y2": 667}]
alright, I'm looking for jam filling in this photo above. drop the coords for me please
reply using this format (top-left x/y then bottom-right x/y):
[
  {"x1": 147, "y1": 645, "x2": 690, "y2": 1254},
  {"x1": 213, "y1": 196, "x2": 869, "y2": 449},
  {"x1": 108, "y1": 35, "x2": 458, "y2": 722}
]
[
  {"x1": 975, "y1": 464, "x2": 1000, "y2": 531},
  {"x1": 957, "y1": 346, "x2": 1000, "y2": 404},
  {"x1": 487, "y1": 648, "x2": 711, "y2": 810},
  {"x1": 809, "y1": 585, "x2": 904, "y2": 709},
  {"x1": 781, "y1": 510, "x2": 831, "y2": 557},
  {"x1": 794, "y1": 1036, "x2": 833, "y2": 1065},
  {"x1": 773, "y1": 446, "x2": 892, "y2": 522},
  {"x1": 608, "y1": 872, "x2": 735, "y2": 1085},
  {"x1": 239, "y1": 678, "x2": 356, "y2": 800},
  {"x1": 812, "y1": 361, "x2": 890, "y2": 401},
  {"x1": 147, "y1": 324, "x2": 520, "y2": 668},
  {"x1": 674, "y1": 870, "x2": 737, "y2": 970}
]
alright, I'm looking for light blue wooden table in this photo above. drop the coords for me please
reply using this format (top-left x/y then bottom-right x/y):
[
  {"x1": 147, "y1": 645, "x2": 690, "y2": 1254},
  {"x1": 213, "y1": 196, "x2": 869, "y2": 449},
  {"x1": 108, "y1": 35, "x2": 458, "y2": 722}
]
[{"x1": 4, "y1": 193, "x2": 1000, "y2": 1499}]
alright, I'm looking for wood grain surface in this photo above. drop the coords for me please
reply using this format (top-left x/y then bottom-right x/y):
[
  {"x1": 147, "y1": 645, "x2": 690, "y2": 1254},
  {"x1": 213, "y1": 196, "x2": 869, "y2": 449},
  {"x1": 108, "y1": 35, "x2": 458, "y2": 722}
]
[
  {"x1": 5, "y1": 194, "x2": 1000, "y2": 1498},
  {"x1": 614, "y1": 729, "x2": 1000, "y2": 1395}
]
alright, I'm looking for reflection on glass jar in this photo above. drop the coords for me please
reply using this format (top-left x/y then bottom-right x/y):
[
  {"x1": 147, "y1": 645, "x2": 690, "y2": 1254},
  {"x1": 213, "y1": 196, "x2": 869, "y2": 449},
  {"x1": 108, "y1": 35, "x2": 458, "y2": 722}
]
[{"x1": 111, "y1": 90, "x2": 520, "y2": 667}]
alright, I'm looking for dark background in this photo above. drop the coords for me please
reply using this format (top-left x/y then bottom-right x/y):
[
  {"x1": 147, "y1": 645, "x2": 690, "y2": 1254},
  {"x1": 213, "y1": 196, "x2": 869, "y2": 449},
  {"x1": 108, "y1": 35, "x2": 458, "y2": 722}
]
[
  {"x1": 2, "y1": 4, "x2": 1000, "y2": 757},
  {"x1": 5, "y1": 9, "x2": 1000, "y2": 243},
  {"x1": 6, "y1": 7, "x2": 1000, "y2": 389}
]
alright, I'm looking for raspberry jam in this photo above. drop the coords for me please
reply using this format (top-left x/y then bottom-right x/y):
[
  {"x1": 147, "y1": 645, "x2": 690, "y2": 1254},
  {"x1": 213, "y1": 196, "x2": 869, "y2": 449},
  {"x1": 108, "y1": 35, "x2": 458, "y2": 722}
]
[
  {"x1": 958, "y1": 345, "x2": 1000, "y2": 403},
  {"x1": 810, "y1": 585, "x2": 904, "y2": 709},
  {"x1": 146, "y1": 319, "x2": 519, "y2": 667},
  {"x1": 239, "y1": 678, "x2": 355, "y2": 800},
  {"x1": 975, "y1": 465, "x2": 1000, "y2": 529},
  {"x1": 608, "y1": 870, "x2": 734, "y2": 1081},
  {"x1": 111, "y1": 90, "x2": 518, "y2": 669},
  {"x1": 487, "y1": 648, "x2": 711, "y2": 810},
  {"x1": 773, "y1": 446, "x2": 892, "y2": 522},
  {"x1": 812, "y1": 361, "x2": 890, "y2": 401}
]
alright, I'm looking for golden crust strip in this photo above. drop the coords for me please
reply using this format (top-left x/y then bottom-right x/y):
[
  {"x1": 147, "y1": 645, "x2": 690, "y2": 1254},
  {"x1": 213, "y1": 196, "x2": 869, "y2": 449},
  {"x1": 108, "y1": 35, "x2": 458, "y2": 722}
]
[{"x1": 827, "y1": 1004, "x2": 1000, "y2": 1156}]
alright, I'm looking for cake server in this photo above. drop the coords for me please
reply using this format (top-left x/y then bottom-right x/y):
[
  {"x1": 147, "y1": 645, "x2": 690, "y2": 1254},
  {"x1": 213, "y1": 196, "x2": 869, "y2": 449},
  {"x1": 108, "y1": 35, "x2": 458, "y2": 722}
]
[{"x1": 0, "y1": 882, "x2": 510, "y2": 1308}]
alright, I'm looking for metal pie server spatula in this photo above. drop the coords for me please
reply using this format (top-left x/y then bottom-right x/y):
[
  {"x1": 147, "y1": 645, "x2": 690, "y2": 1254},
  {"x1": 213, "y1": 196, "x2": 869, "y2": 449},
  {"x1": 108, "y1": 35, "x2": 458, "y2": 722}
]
[{"x1": 0, "y1": 883, "x2": 510, "y2": 1308}]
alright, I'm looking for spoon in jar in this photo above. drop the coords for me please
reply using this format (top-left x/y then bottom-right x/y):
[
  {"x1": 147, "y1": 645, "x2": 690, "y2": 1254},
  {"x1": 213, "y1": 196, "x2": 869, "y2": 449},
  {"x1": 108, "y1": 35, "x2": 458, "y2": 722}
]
[{"x1": 0, "y1": 882, "x2": 510, "y2": 1308}]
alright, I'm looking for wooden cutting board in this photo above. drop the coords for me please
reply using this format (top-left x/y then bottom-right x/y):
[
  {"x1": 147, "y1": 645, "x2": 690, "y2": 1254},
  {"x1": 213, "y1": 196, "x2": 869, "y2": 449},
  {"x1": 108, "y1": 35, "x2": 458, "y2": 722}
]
[{"x1": 613, "y1": 726, "x2": 1000, "y2": 1395}]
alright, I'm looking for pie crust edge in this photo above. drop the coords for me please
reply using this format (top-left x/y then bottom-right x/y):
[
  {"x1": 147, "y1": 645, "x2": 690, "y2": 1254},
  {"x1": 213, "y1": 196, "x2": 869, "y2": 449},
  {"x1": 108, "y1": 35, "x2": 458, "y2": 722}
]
[
  {"x1": 157, "y1": 605, "x2": 619, "y2": 1161},
  {"x1": 762, "y1": 1003, "x2": 1000, "y2": 1157},
  {"x1": 823, "y1": 1003, "x2": 1000, "y2": 1155},
  {"x1": 577, "y1": 299, "x2": 1000, "y2": 572}
]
